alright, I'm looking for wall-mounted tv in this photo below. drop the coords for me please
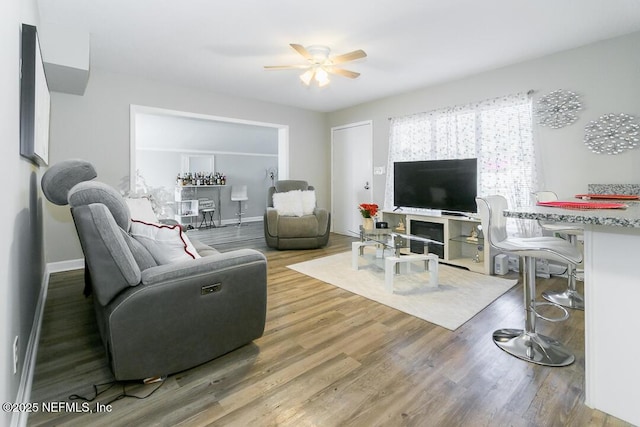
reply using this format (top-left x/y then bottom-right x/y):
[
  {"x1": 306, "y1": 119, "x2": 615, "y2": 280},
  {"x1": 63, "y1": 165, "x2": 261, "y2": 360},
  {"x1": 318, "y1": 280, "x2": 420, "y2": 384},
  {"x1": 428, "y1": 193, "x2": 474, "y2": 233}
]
[
  {"x1": 20, "y1": 23, "x2": 50, "y2": 166},
  {"x1": 394, "y1": 158, "x2": 478, "y2": 214}
]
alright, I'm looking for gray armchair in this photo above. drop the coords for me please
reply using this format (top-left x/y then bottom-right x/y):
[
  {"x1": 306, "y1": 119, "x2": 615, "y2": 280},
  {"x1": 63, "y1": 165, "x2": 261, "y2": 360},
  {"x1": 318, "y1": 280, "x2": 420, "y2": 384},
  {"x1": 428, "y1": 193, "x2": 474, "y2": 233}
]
[
  {"x1": 41, "y1": 160, "x2": 267, "y2": 381},
  {"x1": 264, "y1": 180, "x2": 330, "y2": 249}
]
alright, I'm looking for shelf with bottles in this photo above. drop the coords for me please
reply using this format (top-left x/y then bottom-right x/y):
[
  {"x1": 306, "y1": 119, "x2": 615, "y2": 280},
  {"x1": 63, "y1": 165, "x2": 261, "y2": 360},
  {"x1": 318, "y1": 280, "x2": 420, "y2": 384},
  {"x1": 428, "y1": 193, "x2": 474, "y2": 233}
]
[{"x1": 176, "y1": 172, "x2": 227, "y2": 187}]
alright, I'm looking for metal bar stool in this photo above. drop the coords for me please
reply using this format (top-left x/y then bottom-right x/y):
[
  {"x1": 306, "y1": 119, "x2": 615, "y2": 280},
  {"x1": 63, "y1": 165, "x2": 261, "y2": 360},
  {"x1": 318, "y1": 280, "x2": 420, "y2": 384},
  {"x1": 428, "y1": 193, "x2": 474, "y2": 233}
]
[
  {"x1": 533, "y1": 191, "x2": 584, "y2": 310},
  {"x1": 231, "y1": 185, "x2": 248, "y2": 226},
  {"x1": 476, "y1": 195, "x2": 582, "y2": 367}
]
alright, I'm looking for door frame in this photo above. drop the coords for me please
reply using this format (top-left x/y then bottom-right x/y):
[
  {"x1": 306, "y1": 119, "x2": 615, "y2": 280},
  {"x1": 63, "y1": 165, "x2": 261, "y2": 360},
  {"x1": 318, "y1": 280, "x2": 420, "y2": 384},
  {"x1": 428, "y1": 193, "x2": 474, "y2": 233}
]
[
  {"x1": 129, "y1": 104, "x2": 289, "y2": 192},
  {"x1": 330, "y1": 120, "x2": 373, "y2": 234}
]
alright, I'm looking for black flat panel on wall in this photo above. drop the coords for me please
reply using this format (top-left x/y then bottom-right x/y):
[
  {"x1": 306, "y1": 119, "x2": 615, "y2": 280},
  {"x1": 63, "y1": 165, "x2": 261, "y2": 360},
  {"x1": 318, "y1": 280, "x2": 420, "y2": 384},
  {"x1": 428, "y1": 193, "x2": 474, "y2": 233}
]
[
  {"x1": 20, "y1": 23, "x2": 50, "y2": 166},
  {"x1": 410, "y1": 220, "x2": 444, "y2": 258}
]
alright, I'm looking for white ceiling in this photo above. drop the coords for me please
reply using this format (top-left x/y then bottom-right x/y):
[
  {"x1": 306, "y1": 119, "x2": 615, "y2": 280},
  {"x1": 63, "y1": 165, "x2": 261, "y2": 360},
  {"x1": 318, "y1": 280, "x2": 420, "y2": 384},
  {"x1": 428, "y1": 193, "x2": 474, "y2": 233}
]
[{"x1": 38, "y1": 0, "x2": 640, "y2": 113}]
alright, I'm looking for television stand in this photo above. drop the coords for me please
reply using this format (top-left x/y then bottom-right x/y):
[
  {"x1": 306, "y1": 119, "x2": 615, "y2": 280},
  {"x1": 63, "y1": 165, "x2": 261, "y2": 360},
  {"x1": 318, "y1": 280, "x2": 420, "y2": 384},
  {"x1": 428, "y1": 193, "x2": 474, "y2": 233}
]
[
  {"x1": 382, "y1": 210, "x2": 492, "y2": 275},
  {"x1": 442, "y1": 211, "x2": 466, "y2": 217}
]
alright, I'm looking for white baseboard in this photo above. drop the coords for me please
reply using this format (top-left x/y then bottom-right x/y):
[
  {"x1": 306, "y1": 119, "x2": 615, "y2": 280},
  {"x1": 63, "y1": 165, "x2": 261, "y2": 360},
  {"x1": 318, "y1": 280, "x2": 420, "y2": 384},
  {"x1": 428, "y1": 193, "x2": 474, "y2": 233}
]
[
  {"x1": 11, "y1": 265, "x2": 53, "y2": 427},
  {"x1": 219, "y1": 216, "x2": 262, "y2": 226}
]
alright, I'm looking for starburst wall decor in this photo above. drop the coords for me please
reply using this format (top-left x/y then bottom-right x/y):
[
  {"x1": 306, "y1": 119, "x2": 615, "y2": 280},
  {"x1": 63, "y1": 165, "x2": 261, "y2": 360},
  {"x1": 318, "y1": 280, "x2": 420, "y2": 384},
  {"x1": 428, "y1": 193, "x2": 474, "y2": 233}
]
[
  {"x1": 583, "y1": 113, "x2": 640, "y2": 155},
  {"x1": 534, "y1": 89, "x2": 583, "y2": 129}
]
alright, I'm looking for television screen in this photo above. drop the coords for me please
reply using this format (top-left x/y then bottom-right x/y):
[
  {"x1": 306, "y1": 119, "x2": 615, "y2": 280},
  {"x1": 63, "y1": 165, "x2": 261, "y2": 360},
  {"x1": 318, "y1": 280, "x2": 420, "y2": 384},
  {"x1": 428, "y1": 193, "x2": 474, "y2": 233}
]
[{"x1": 394, "y1": 158, "x2": 478, "y2": 214}]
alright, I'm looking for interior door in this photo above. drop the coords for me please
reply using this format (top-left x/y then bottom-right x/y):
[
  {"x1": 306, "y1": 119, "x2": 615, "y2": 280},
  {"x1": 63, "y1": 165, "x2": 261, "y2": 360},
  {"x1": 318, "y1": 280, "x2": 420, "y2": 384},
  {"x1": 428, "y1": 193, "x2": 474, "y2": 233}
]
[{"x1": 331, "y1": 121, "x2": 373, "y2": 235}]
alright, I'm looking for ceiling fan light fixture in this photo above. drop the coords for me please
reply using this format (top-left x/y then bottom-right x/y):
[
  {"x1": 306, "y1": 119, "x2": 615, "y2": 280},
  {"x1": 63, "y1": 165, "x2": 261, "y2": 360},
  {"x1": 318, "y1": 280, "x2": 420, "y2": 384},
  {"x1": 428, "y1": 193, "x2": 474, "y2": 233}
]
[
  {"x1": 315, "y1": 67, "x2": 330, "y2": 87},
  {"x1": 267, "y1": 43, "x2": 366, "y2": 87},
  {"x1": 307, "y1": 45, "x2": 331, "y2": 63},
  {"x1": 299, "y1": 68, "x2": 315, "y2": 86}
]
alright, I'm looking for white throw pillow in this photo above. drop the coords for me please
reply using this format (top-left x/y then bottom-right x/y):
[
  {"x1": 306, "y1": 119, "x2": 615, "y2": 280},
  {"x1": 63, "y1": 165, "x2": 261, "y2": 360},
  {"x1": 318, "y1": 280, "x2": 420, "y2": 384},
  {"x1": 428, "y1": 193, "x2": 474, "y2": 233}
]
[
  {"x1": 130, "y1": 220, "x2": 201, "y2": 265},
  {"x1": 272, "y1": 190, "x2": 304, "y2": 217},
  {"x1": 301, "y1": 190, "x2": 316, "y2": 215},
  {"x1": 125, "y1": 197, "x2": 158, "y2": 223}
]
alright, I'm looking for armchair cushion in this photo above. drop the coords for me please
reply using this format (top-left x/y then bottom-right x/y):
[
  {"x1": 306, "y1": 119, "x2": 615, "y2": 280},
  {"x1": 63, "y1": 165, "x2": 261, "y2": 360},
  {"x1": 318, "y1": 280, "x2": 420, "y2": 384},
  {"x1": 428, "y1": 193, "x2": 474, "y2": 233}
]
[
  {"x1": 272, "y1": 189, "x2": 316, "y2": 217},
  {"x1": 129, "y1": 220, "x2": 201, "y2": 265},
  {"x1": 301, "y1": 190, "x2": 316, "y2": 215},
  {"x1": 272, "y1": 190, "x2": 304, "y2": 217},
  {"x1": 277, "y1": 214, "x2": 319, "y2": 238}
]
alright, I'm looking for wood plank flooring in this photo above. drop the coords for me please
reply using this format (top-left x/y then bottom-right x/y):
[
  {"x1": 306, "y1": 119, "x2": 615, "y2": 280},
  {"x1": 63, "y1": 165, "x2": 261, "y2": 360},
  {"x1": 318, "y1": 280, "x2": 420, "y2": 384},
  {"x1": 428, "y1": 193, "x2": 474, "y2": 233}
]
[{"x1": 28, "y1": 232, "x2": 631, "y2": 426}]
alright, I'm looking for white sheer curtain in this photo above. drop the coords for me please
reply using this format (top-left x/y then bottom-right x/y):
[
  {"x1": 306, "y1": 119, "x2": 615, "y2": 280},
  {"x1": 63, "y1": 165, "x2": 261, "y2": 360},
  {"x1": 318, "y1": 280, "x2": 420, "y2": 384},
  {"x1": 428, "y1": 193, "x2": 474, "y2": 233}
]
[{"x1": 385, "y1": 92, "x2": 538, "y2": 236}]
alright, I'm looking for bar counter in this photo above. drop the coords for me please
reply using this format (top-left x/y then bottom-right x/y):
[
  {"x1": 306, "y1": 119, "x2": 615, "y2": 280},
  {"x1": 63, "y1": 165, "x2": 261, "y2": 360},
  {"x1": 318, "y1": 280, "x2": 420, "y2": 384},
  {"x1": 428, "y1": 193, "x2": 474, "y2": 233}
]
[{"x1": 504, "y1": 201, "x2": 640, "y2": 426}]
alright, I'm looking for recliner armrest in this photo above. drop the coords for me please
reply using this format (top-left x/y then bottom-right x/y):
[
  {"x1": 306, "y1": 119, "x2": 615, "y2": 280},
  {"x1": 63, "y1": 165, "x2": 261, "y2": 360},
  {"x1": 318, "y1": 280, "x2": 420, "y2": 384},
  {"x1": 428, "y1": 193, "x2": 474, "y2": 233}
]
[
  {"x1": 314, "y1": 207, "x2": 330, "y2": 234},
  {"x1": 140, "y1": 248, "x2": 265, "y2": 285},
  {"x1": 265, "y1": 207, "x2": 279, "y2": 236}
]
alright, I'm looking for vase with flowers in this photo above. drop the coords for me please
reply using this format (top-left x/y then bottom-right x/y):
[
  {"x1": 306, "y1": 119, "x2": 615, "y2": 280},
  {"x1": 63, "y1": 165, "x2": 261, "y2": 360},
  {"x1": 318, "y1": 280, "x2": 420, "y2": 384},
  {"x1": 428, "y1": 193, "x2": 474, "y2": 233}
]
[{"x1": 358, "y1": 203, "x2": 378, "y2": 231}]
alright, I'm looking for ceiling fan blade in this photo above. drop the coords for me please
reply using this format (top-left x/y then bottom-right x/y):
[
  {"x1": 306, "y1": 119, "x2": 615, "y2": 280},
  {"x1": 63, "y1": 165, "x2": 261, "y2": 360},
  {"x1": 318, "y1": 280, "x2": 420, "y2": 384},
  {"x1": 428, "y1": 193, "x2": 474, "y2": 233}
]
[
  {"x1": 264, "y1": 64, "x2": 310, "y2": 70},
  {"x1": 290, "y1": 43, "x2": 313, "y2": 60},
  {"x1": 326, "y1": 68, "x2": 361, "y2": 79},
  {"x1": 331, "y1": 49, "x2": 367, "y2": 64}
]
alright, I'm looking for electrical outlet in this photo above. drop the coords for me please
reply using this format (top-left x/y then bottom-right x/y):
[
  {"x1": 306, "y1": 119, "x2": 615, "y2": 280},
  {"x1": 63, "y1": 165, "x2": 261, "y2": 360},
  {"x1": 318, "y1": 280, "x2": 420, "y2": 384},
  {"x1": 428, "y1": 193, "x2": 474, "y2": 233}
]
[{"x1": 13, "y1": 336, "x2": 19, "y2": 374}]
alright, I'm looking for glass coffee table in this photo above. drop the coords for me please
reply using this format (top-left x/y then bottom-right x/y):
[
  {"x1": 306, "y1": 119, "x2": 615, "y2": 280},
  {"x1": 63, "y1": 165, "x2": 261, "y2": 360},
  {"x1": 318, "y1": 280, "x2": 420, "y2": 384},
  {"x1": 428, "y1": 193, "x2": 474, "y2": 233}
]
[{"x1": 351, "y1": 227, "x2": 443, "y2": 293}]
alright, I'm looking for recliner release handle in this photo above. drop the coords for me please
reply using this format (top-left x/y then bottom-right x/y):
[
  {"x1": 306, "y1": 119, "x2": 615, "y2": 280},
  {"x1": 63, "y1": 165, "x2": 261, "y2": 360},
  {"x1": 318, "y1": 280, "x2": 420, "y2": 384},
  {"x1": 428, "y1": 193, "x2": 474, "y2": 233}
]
[{"x1": 201, "y1": 283, "x2": 222, "y2": 295}]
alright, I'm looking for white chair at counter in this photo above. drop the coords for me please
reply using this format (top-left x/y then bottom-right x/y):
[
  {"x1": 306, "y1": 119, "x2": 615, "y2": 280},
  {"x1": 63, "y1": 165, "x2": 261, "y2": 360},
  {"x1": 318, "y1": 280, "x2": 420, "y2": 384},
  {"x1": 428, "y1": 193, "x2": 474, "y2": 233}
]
[
  {"x1": 476, "y1": 195, "x2": 582, "y2": 367},
  {"x1": 533, "y1": 191, "x2": 584, "y2": 310},
  {"x1": 231, "y1": 185, "x2": 248, "y2": 226}
]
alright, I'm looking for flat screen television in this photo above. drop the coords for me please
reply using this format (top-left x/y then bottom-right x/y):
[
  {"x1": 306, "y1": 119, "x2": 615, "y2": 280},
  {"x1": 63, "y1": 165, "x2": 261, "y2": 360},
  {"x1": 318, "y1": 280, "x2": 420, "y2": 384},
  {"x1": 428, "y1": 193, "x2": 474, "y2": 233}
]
[{"x1": 394, "y1": 158, "x2": 478, "y2": 214}]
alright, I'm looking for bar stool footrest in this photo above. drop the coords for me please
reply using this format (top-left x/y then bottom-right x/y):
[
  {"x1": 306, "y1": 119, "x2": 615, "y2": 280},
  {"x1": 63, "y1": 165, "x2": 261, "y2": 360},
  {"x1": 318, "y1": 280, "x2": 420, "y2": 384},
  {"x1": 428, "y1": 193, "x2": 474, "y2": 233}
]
[
  {"x1": 531, "y1": 301, "x2": 570, "y2": 322},
  {"x1": 493, "y1": 329, "x2": 575, "y2": 367},
  {"x1": 542, "y1": 289, "x2": 584, "y2": 311}
]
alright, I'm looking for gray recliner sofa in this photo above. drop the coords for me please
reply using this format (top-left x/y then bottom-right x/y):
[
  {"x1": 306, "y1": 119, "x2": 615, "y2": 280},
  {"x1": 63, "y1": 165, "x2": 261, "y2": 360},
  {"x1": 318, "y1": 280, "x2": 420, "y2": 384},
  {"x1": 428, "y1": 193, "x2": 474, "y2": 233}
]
[
  {"x1": 41, "y1": 160, "x2": 267, "y2": 381},
  {"x1": 264, "y1": 180, "x2": 330, "y2": 249}
]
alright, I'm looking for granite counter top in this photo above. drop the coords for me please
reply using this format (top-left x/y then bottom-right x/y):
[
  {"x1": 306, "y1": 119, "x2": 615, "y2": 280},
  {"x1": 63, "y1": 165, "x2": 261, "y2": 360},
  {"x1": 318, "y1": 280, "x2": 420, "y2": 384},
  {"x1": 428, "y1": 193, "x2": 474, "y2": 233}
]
[{"x1": 504, "y1": 201, "x2": 640, "y2": 228}]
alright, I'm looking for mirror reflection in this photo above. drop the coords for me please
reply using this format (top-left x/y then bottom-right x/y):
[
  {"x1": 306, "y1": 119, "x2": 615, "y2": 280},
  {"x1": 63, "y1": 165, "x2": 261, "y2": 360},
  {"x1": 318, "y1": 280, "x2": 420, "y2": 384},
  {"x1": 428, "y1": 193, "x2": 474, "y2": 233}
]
[{"x1": 182, "y1": 154, "x2": 214, "y2": 174}]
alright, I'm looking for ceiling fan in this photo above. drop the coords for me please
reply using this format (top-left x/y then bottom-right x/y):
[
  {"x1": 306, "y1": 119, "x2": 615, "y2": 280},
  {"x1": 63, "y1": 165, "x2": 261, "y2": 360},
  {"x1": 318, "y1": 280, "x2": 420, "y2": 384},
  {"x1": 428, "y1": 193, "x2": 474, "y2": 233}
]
[{"x1": 264, "y1": 44, "x2": 367, "y2": 87}]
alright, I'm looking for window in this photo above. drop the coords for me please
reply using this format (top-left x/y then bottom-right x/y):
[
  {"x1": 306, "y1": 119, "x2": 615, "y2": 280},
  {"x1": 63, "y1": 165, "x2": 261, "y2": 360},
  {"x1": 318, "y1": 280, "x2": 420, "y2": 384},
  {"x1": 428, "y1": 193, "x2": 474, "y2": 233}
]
[{"x1": 385, "y1": 92, "x2": 538, "y2": 236}]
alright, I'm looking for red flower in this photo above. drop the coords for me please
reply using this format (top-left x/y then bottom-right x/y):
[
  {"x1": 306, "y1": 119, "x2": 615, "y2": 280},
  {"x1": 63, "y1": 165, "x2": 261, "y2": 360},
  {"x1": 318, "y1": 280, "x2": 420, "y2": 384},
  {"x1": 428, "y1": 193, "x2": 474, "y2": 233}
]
[{"x1": 358, "y1": 203, "x2": 379, "y2": 218}]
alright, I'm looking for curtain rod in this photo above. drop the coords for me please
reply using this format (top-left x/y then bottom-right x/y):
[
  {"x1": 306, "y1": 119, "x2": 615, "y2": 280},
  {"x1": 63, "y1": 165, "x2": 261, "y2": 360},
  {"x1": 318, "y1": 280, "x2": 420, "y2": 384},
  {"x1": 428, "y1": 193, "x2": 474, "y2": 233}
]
[{"x1": 388, "y1": 89, "x2": 536, "y2": 120}]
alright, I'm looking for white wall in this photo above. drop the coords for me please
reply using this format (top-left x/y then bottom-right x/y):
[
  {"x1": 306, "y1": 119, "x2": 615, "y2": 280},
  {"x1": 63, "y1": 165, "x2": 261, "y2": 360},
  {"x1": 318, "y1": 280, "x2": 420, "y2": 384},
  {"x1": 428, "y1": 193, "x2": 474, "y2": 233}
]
[
  {"x1": 45, "y1": 69, "x2": 328, "y2": 262},
  {"x1": 327, "y1": 31, "x2": 640, "y2": 207},
  {"x1": 1, "y1": 0, "x2": 47, "y2": 425}
]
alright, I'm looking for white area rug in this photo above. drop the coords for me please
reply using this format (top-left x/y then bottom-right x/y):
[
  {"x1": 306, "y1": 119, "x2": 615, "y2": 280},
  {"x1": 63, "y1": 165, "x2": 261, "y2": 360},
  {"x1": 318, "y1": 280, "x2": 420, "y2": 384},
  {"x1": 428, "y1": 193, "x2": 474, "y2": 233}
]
[{"x1": 288, "y1": 251, "x2": 517, "y2": 331}]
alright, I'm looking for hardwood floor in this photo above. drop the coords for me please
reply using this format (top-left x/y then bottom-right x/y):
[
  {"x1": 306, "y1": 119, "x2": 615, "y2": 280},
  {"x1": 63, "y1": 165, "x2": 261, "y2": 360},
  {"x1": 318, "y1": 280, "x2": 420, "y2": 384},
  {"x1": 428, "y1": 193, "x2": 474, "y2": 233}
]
[{"x1": 29, "y1": 233, "x2": 631, "y2": 426}]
